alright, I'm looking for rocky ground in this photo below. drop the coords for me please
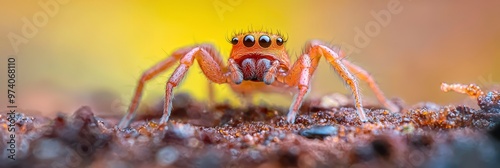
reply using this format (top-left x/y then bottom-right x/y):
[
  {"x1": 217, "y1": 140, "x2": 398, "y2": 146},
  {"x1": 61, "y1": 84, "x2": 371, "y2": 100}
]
[{"x1": 1, "y1": 84, "x2": 500, "y2": 168}]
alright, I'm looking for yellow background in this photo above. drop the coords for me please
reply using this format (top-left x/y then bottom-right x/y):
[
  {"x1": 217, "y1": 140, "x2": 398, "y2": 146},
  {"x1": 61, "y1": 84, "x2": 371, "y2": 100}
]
[{"x1": 1, "y1": 0, "x2": 499, "y2": 115}]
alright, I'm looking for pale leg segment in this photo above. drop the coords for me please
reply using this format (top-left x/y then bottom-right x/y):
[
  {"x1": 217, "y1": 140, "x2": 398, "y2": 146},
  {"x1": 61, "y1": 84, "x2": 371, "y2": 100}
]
[
  {"x1": 282, "y1": 40, "x2": 368, "y2": 123},
  {"x1": 118, "y1": 45, "x2": 228, "y2": 129}
]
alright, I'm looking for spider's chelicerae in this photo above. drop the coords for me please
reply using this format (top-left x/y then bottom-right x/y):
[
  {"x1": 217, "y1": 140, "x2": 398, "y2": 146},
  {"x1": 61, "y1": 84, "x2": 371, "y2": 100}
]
[{"x1": 118, "y1": 31, "x2": 399, "y2": 128}]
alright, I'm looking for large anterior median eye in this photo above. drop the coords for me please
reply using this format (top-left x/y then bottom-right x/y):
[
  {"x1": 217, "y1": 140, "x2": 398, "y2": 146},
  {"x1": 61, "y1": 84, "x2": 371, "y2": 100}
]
[
  {"x1": 259, "y1": 35, "x2": 271, "y2": 48},
  {"x1": 231, "y1": 37, "x2": 238, "y2": 45},
  {"x1": 243, "y1": 35, "x2": 255, "y2": 47}
]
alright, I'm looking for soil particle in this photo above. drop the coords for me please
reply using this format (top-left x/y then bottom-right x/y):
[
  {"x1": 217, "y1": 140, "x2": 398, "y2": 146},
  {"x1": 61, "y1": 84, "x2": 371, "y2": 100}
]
[{"x1": 298, "y1": 125, "x2": 338, "y2": 139}]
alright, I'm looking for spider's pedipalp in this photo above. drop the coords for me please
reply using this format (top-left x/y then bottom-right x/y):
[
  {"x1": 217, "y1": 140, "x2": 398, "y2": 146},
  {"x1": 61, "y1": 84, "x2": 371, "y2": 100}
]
[{"x1": 228, "y1": 59, "x2": 243, "y2": 84}]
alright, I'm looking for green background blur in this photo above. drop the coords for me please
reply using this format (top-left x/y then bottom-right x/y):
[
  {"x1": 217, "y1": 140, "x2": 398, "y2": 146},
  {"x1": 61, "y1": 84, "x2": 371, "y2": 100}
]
[{"x1": 1, "y1": 0, "x2": 499, "y2": 115}]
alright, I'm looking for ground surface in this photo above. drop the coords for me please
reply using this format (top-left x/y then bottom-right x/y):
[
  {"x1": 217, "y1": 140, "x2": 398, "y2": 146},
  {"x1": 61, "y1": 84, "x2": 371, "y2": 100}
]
[{"x1": 1, "y1": 88, "x2": 500, "y2": 168}]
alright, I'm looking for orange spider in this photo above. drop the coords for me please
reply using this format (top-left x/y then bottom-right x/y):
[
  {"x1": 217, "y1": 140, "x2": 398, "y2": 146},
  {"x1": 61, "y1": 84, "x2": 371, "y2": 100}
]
[{"x1": 117, "y1": 31, "x2": 399, "y2": 128}]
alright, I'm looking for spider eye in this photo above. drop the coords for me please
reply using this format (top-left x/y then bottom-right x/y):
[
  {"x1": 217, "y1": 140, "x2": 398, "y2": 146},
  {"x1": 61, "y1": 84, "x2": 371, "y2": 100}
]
[
  {"x1": 276, "y1": 37, "x2": 284, "y2": 46},
  {"x1": 259, "y1": 35, "x2": 271, "y2": 48},
  {"x1": 243, "y1": 35, "x2": 255, "y2": 47},
  {"x1": 231, "y1": 37, "x2": 238, "y2": 45}
]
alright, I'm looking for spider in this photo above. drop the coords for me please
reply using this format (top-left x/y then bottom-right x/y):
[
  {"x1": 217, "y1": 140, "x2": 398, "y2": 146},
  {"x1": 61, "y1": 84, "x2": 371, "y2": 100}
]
[{"x1": 117, "y1": 31, "x2": 399, "y2": 129}]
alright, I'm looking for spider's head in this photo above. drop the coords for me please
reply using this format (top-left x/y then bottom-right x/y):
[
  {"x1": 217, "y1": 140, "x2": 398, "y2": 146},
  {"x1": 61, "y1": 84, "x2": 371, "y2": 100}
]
[
  {"x1": 229, "y1": 32, "x2": 288, "y2": 61},
  {"x1": 228, "y1": 32, "x2": 289, "y2": 84}
]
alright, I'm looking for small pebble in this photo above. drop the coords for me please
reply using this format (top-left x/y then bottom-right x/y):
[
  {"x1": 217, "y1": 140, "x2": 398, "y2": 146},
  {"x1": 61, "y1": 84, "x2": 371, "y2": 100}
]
[
  {"x1": 299, "y1": 125, "x2": 338, "y2": 139},
  {"x1": 156, "y1": 146, "x2": 179, "y2": 166}
]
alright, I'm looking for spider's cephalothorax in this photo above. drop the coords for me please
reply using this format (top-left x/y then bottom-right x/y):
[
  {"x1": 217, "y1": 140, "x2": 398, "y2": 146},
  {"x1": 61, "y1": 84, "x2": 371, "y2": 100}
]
[
  {"x1": 228, "y1": 32, "x2": 289, "y2": 85},
  {"x1": 117, "y1": 31, "x2": 400, "y2": 129}
]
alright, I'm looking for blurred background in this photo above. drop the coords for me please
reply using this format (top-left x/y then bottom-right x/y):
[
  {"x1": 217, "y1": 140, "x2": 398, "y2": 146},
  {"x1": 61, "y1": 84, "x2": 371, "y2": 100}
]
[{"x1": 1, "y1": 0, "x2": 499, "y2": 116}]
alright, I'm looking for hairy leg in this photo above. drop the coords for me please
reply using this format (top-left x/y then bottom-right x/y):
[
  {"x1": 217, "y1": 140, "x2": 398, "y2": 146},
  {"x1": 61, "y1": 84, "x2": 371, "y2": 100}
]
[
  {"x1": 118, "y1": 46, "x2": 197, "y2": 128},
  {"x1": 341, "y1": 60, "x2": 399, "y2": 112},
  {"x1": 118, "y1": 44, "x2": 228, "y2": 129},
  {"x1": 207, "y1": 82, "x2": 216, "y2": 107},
  {"x1": 282, "y1": 40, "x2": 367, "y2": 123},
  {"x1": 330, "y1": 46, "x2": 399, "y2": 112}
]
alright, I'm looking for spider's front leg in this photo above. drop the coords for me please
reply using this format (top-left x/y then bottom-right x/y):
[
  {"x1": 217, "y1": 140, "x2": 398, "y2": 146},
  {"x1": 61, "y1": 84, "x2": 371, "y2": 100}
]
[
  {"x1": 283, "y1": 40, "x2": 397, "y2": 123},
  {"x1": 118, "y1": 44, "x2": 228, "y2": 129},
  {"x1": 283, "y1": 41, "x2": 365, "y2": 122}
]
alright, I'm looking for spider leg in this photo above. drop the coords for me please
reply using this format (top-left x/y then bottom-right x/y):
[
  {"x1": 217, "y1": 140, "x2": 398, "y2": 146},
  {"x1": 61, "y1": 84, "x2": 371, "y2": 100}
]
[
  {"x1": 207, "y1": 82, "x2": 216, "y2": 108},
  {"x1": 280, "y1": 53, "x2": 313, "y2": 123},
  {"x1": 340, "y1": 58, "x2": 400, "y2": 112},
  {"x1": 282, "y1": 40, "x2": 367, "y2": 123},
  {"x1": 118, "y1": 44, "x2": 228, "y2": 129}
]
